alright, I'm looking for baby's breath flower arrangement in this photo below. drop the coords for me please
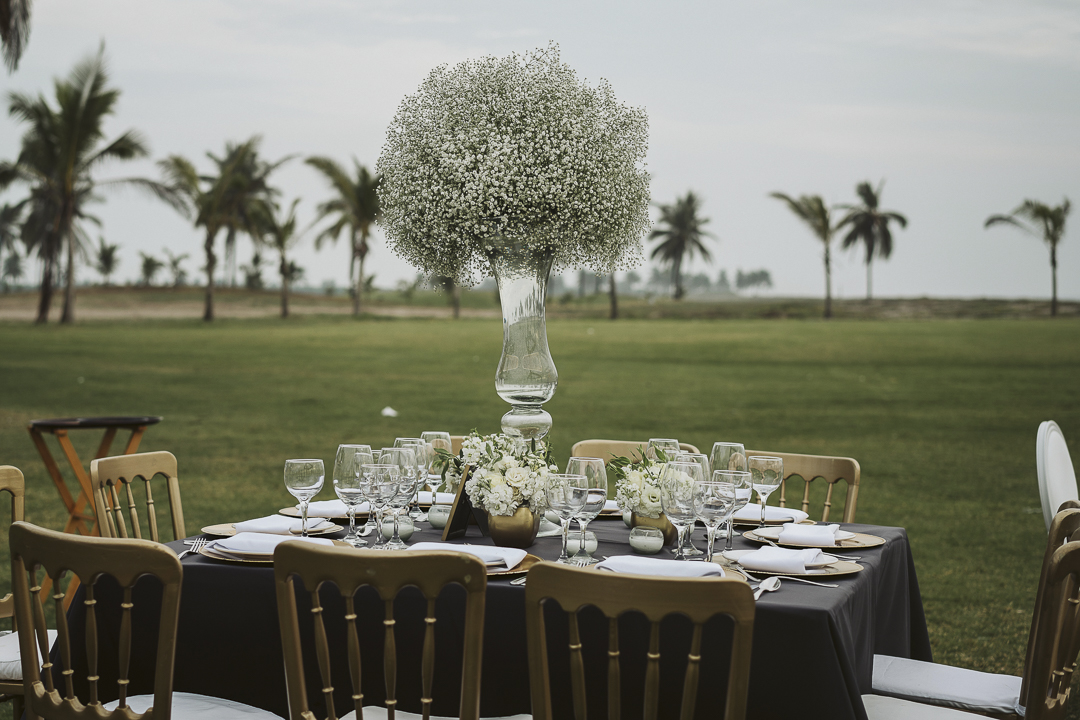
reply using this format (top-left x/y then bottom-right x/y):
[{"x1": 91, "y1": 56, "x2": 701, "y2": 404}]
[
  {"x1": 458, "y1": 432, "x2": 557, "y2": 517},
  {"x1": 376, "y1": 43, "x2": 650, "y2": 285}
]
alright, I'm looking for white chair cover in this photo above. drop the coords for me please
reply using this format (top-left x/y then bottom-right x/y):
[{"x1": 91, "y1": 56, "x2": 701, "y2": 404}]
[
  {"x1": 0, "y1": 629, "x2": 57, "y2": 680},
  {"x1": 343, "y1": 709, "x2": 531, "y2": 720},
  {"x1": 1037, "y1": 420, "x2": 1078, "y2": 531},
  {"x1": 871, "y1": 654, "x2": 1022, "y2": 716},
  {"x1": 862, "y1": 694, "x2": 986, "y2": 718},
  {"x1": 104, "y1": 691, "x2": 279, "y2": 719}
]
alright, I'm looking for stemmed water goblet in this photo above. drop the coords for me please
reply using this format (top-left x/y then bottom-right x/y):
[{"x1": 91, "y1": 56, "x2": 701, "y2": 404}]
[
  {"x1": 660, "y1": 461, "x2": 704, "y2": 561},
  {"x1": 395, "y1": 438, "x2": 429, "y2": 522},
  {"x1": 565, "y1": 457, "x2": 607, "y2": 566},
  {"x1": 546, "y1": 474, "x2": 588, "y2": 564},
  {"x1": 333, "y1": 445, "x2": 372, "y2": 547},
  {"x1": 361, "y1": 463, "x2": 400, "y2": 549},
  {"x1": 748, "y1": 455, "x2": 784, "y2": 529},
  {"x1": 674, "y1": 452, "x2": 711, "y2": 557},
  {"x1": 693, "y1": 479, "x2": 736, "y2": 563},
  {"x1": 712, "y1": 469, "x2": 751, "y2": 552},
  {"x1": 284, "y1": 459, "x2": 324, "y2": 537},
  {"x1": 647, "y1": 438, "x2": 680, "y2": 461},
  {"x1": 380, "y1": 447, "x2": 418, "y2": 543},
  {"x1": 711, "y1": 442, "x2": 748, "y2": 551}
]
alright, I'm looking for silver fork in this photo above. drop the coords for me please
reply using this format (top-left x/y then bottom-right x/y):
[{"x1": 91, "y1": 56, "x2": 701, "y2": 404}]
[
  {"x1": 740, "y1": 569, "x2": 839, "y2": 589},
  {"x1": 178, "y1": 537, "x2": 208, "y2": 560}
]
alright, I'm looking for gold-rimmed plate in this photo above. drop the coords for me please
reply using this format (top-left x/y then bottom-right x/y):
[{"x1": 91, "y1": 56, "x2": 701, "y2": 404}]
[
  {"x1": 489, "y1": 553, "x2": 542, "y2": 578},
  {"x1": 731, "y1": 516, "x2": 815, "y2": 527},
  {"x1": 742, "y1": 529, "x2": 885, "y2": 549},
  {"x1": 201, "y1": 522, "x2": 341, "y2": 538},
  {"x1": 199, "y1": 538, "x2": 352, "y2": 564},
  {"x1": 594, "y1": 508, "x2": 624, "y2": 520},
  {"x1": 721, "y1": 550, "x2": 863, "y2": 578},
  {"x1": 279, "y1": 507, "x2": 373, "y2": 521}
]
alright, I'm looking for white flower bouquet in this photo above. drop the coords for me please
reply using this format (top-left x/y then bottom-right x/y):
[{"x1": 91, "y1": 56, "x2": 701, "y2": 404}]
[
  {"x1": 458, "y1": 432, "x2": 557, "y2": 516},
  {"x1": 610, "y1": 447, "x2": 693, "y2": 519},
  {"x1": 376, "y1": 43, "x2": 651, "y2": 285}
]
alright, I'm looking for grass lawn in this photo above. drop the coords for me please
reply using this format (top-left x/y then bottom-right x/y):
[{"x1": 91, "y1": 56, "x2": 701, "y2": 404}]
[{"x1": 1, "y1": 314, "x2": 1078, "y2": 713}]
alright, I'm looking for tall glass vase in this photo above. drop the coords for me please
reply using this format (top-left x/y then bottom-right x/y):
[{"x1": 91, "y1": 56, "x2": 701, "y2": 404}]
[{"x1": 487, "y1": 237, "x2": 558, "y2": 441}]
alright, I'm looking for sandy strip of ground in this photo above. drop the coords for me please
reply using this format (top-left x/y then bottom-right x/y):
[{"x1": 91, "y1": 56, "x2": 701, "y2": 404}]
[{"x1": 0, "y1": 300, "x2": 499, "y2": 321}]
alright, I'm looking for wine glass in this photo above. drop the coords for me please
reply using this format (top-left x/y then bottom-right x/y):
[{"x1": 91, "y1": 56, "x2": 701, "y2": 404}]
[
  {"x1": 673, "y1": 453, "x2": 711, "y2": 557},
  {"x1": 395, "y1": 438, "x2": 429, "y2": 521},
  {"x1": 380, "y1": 447, "x2": 417, "y2": 541},
  {"x1": 422, "y1": 431, "x2": 453, "y2": 488},
  {"x1": 647, "y1": 438, "x2": 680, "y2": 461},
  {"x1": 565, "y1": 457, "x2": 607, "y2": 566},
  {"x1": 284, "y1": 459, "x2": 324, "y2": 537},
  {"x1": 361, "y1": 463, "x2": 399, "y2": 549},
  {"x1": 660, "y1": 461, "x2": 704, "y2": 561},
  {"x1": 713, "y1": 469, "x2": 752, "y2": 552},
  {"x1": 693, "y1": 479, "x2": 736, "y2": 563},
  {"x1": 711, "y1": 442, "x2": 748, "y2": 551},
  {"x1": 333, "y1": 445, "x2": 372, "y2": 547},
  {"x1": 546, "y1": 474, "x2": 588, "y2": 564},
  {"x1": 748, "y1": 456, "x2": 784, "y2": 529}
]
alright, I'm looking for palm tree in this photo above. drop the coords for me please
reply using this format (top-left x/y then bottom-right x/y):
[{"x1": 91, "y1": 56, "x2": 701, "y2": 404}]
[
  {"x1": 985, "y1": 198, "x2": 1070, "y2": 316},
  {"x1": 2, "y1": 250, "x2": 23, "y2": 290},
  {"x1": 649, "y1": 191, "x2": 714, "y2": 300},
  {"x1": 771, "y1": 192, "x2": 839, "y2": 318},
  {"x1": 139, "y1": 252, "x2": 163, "y2": 286},
  {"x1": 837, "y1": 181, "x2": 908, "y2": 300},
  {"x1": 163, "y1": 248, "x2": 189, "y2": 287},
  {"x1": 261, "y1": 198, "x2": 302, "y2": 318},
  {"x1": 93, "y1": 237, "x2": 119, "y2": 285},
  {"x1": 0, "y1": 0, "x2": 31, "y2": 72},
  {"x1": 158, "y1": 137, "x2": 283, "y2": 321},
  {"x1": 306, "y1": 157, "x2": 380, "y2": 315},
  {"x1": 0, "y1": 201, "x2": 24, "y2": 284},
  {"x1": 2, "y1": 45, "x2": 179, "y2": 323}
]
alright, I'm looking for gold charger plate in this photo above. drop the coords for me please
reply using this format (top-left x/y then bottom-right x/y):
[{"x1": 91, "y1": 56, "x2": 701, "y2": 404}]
[
  {"x1": 732, "y1": 516, "x2": 815, "y2": 527},
  {"x1": 279, "y1": 507, "x2": 374, "y2": 521},
  {"x1": 489, "y1": 553, "x2": 542, "y2": 578},
  {"x1": 594, "y1": 509, "x2": 624, "y2": 520},
  {"x1": 733, "y1": 559, "x2": 863, "y2": 578},
  {"x1": 585, "y1": 559, "x2": 749, "y2": 583},
  {"x1": 199, "y1": 538, "x2": 351, "y2": 564},
  {"x1": 201, "y1": 522, "x2": 341, "y2": 538},
  {"x1": 742, "y1": 529, "x2": 886, "y2": 549}
]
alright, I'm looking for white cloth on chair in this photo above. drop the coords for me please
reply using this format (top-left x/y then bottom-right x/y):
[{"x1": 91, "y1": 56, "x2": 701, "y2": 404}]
[
  {"x1": 0, "y1": 629, "x2": 57, "y2": 680},
  {"x1": 1038, "y1": 420, "x2": 1078, "y2": 530},
  {"x1": 862, "y1": 694, "x2": 989, "y2": 719},
  {"x1": 104, "y1": 691, "x2": 280, "y2": 719},
  {"x1": 871, "y1": 654, "x2": 1023, "y2": 716},
  {"x1": 343, "y1": 708, "x2": 531, "y2": 720}
]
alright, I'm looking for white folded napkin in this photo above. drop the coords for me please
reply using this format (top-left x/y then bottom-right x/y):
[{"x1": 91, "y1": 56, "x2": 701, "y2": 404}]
[
  {"x1": 603, "y1": 500, "x2": 620, "y2": 512},
  {"x1": 417, "y1": 491, "x2": 457, "y2": 505},
  {"x1": 233, "y1": 515, "x2": 335, "y2": 535},
  {"x1": 407, "y1": 542, "x2": 528, "y2": 570},
  {"x1": 304, "y1": 500, "x2": 370, "y2": 517},
  {"x1": 738, "y1": 546, "x2": 827, "y2": 574},
  {"x1": 595, "y1": 556, "x2": 724, "y2": 578},
  {"x1": 778, "y1": 523, "x2": 841, "y2": 546},
  {"x1": 732, "y1": 504, "x2": 809, "y2": 523},
  {"x1": 208, "y1": 532, "x2": 334, "y2": 558}
]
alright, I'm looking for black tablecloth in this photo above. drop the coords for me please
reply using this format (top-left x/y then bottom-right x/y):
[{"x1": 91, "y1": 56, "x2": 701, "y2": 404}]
[{"x1": 59, "y1": 519, "x2": 931, "y2": 720}]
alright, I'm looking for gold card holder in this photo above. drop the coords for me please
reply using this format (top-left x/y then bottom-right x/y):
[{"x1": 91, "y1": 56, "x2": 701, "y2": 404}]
[{"x1": 441, "y1": 466, "x2": 490, "y2": 540}]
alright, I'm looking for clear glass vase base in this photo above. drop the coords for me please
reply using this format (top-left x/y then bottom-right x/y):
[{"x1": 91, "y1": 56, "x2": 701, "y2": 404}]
[{"x1": 500, "y1": 406, "x2": 552, "y2": 441}]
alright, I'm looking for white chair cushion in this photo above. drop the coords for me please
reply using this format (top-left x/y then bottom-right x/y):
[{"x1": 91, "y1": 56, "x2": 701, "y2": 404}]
[
  {"x1": 104, "y1": 691, "x2": 279, "y2": 719},
  {"x1": 872, "y1": 654, "x2": 1022, "y2": 715},
  {"x1": 0, "y1": 629, "x2": 58, "y2": 681},
  {"x1": 342, "y1": 708, "x2": 531, "y2": 720},
  {"x1": 1038, "y1": 420, "x2": 1078, "y2": 530},
  {"x1": 863, "y1": 694, "x2": 989, "y2": 719}
]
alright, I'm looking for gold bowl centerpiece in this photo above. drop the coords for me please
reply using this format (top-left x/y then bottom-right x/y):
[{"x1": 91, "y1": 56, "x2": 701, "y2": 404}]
[{"x1": 376, "y1": 43, "x2": 650, "y2": 440}]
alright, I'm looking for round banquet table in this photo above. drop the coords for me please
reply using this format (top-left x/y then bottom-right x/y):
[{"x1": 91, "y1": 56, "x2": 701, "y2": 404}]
[{"x1": 57, "y1": 517, "x2": 931, "y2": 720}]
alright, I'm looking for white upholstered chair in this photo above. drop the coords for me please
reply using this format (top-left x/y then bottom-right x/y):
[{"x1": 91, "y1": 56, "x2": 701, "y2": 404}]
[
  {"x1": 1038, "y1": 421, "x2": 1078, "y2": 531},
  {"x1": 861, "y1": 695, "x2": 987, "y2": 719}
]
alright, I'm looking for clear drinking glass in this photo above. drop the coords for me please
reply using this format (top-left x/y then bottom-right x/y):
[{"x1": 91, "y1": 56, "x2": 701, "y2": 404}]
[
  {"x1": 711, "y1": 442, "x2": 748, "y2": 551},
  {"x1": 422, "y1": 431, "x2": 453, "y2": 489},
  {"x1": 546, "y1": 473, "x2": 588, "y2": 564},
  {"x1": 693, "y1": 480, "x2": 736, "y2": 563},
  {"x1": 395, "y1": 438, "x2": 429, "y2": 522},
  {"x1": 748, "y1": 455, "x2": 784, "y2": 529},
  {"x1": 673, "y1": 453, "x2": 711, "y2": 557},
  {"x1": 565, "y1": 457, "x2": 607, "y2": 566},
  {"x1": 647, "y1": 438, "x2": 681, "y2": 461},
  {"x1": 380, "y1": 447, "x2": 417, "y2": 544},
  {"x1": 284, "y1": 459, "x2": 324, "y2": 537},
  {"x1": 660, "y1": 461, "x2": 704, "y2": 561},
  {"x1": 361, "y1": 463, "x2": 400, "y2": 549},
  {"x1": 713, "y1": 469, "x2": 752, "y2": 552},
  {"x1": 333, "y1": 445, "x2": 372, "y2": 546}
]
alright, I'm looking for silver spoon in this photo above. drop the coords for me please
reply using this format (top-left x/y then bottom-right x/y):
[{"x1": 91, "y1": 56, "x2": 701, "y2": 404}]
[
  {"x1": 741, "y1": 569, "x2": 839, "y2": 589},
  {"x1": 753, "y1": 576, "x2": 781, "y2": 600}
]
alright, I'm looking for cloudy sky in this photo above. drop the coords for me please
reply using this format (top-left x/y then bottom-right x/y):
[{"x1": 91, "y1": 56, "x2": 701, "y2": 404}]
[{"x1": 2, "y1": 0, "x2": 1078, "y2": 299}]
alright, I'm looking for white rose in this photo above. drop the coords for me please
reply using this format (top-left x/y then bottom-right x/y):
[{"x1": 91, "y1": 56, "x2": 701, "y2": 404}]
[{"x1": 505, "y1": 466, "x2": 529, "y2": 488}]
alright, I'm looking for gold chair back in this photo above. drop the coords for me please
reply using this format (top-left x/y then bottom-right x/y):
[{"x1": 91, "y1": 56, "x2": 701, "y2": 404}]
[
  {"x1": 10, "y1": 521, "x2": 183, "y2": 720},
  {"x1": 0, "y1": 466, "x2": 26, "y2": 620},
  {"x1": 745, "y1": 449, "x2": 860, "y2": 523},
  {"x1": 274, "y1": 544, "x2": 488, "y2": 720},
  {"x1": 450, "y1": 435, "x2": 465, "y2": 455},
  {"x1": 91, "y1": 451, "x2": 186, "y2": 542},
  {"x1": 1024, "y1": 540, "x2": 1080, "y2": 719},
  {"x1": 524, "y1": 563, "x2": 755, "y2": 720},
  {"x1": 569, "y1": 439, "x2": 701, "y2": 461}
]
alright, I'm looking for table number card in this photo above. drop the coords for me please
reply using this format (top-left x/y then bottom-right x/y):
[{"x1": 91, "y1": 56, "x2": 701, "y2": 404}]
[{"x1": 441, "y1": 466, "x2": 490, "y2": 540}]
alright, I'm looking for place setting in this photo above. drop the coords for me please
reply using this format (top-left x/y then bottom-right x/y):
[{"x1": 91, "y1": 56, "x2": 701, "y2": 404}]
[{"x1": 742, "y1": 522, "x2": 886, "y2": 549}]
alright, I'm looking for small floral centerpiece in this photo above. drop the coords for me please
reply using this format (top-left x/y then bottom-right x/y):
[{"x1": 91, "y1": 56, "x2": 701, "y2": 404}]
[
  {"x1": 459, "y1": 432, "x2": 557, "y2": 517},
  {"x1": 610, "y1": 447, "x2": 667, "y2": 519}
]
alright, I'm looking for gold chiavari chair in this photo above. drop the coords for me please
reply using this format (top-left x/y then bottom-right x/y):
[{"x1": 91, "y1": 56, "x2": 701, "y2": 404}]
[
  {"x1": 870, "y1": 509, "x2": 1080, "y2": 718},
  {"x1": 90, "y1": 451, "x2": 187, "y2": 542},
  {"x1": 10, "y1": 521, "x2": 278, "y2": 720},
  {"x1": 569, "y1": 439, "x2": 701, "y2": 461},
  {"x1": 524, "y1": 562, "x2": 755, "y2": 720},
  {"x1": 450, "y1": 436, "x2": 466, "y2": 455},
  {"x1": 744, "y1": 449, "x2": 860, "y2": 523},
  {"x1": 275, "y1": 543, "x2": 523, "y2": 720}
]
